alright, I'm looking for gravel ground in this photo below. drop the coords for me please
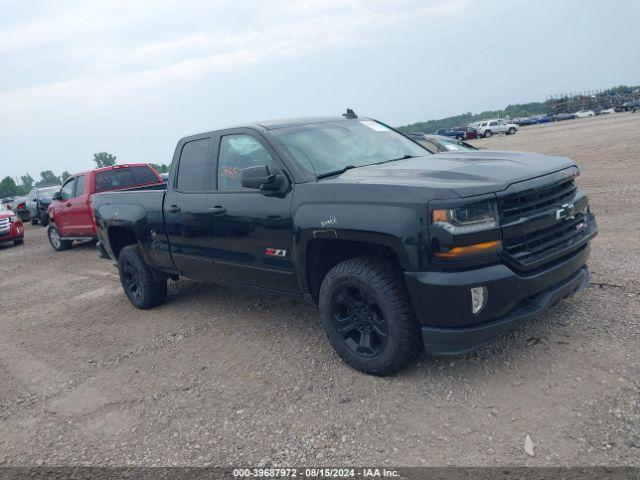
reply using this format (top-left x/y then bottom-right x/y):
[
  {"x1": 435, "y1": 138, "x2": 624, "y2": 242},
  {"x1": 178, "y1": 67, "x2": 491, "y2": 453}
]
[{"x1": 0, "y1": 113, "x2": 638, "y2": 467}]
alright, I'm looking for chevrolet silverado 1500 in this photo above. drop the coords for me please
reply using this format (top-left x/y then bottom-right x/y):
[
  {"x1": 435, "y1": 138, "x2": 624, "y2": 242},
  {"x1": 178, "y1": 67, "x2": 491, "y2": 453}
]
[{"x1": 93, "y1": 113, "x2": 597, "y2": 375}]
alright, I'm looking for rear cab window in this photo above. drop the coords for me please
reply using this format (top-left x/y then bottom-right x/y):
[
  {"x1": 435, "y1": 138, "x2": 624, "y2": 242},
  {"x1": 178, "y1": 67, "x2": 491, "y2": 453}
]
[{"x1": 94, "y1": 166, "x2": 159, "y2": 193}]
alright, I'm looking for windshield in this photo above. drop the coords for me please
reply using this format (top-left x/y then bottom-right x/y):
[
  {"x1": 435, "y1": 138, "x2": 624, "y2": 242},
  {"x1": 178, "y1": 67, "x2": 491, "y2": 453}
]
[
  {"x1": 38, "y1": 186, "x2": 60, "y2": 200},
  {"x1": 272, "y1": 119, "x2": 428, "y2": 177}
]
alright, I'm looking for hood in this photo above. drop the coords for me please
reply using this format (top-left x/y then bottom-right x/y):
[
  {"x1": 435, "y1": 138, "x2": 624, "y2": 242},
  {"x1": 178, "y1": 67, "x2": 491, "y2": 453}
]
[{"x1": 332, "y1": 150, "x2": 576, "y2": 197}]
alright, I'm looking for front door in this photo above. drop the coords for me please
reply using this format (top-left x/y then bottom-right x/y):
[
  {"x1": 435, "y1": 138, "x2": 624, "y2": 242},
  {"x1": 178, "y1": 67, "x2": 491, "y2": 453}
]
[
  {"x1": 56, "y1": 177, "x2": 77, "y2": 236},
  {"x1": 65, "y1": 174, "x2": 95, "y2": 236},
  {"x1": 164, "y1": 135, "x2": 218, "y2": 279},
  {"x1": 207, "y1": 130, "x2": 297, "y2": 292}
]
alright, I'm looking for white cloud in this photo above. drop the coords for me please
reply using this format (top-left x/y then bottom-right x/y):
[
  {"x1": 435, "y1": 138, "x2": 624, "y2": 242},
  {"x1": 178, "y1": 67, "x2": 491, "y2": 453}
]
[{"x1": 0, "y1": 0, "x2": 466, "y2": 113}]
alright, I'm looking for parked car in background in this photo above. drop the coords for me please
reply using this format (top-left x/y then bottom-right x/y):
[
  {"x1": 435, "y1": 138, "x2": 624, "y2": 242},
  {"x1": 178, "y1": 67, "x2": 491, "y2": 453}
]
[
  {"x1": 406, "y1": 133, "x2": 478, "y2": 153},
  {"x1": 553, "y1": 112, "x2": 577, "y2": 121},
  {"x1": 598, "y1": 108, "x2": 615, "y2": 115},
  {"x1": 160, "y1": 173, "x2": 169, "y2": 184},
  {"x1": 27, "y1": 186, "x2": 60, "y2": 226},
  {"x1": 575, "y1": 110, "x2": 595, "y2": 118},
  {"x1": 622, "y1": 100, "x2": 640, "y2": 111},
  {"x1": 477, "y1": 119, "x2": 518, "y2": 138},
  {"x1": 435, "y1": 127, "x2": 478, "y2": 141},
  {"x1": 0, "y1": 202, "x2": 24, "y2": 246},
  {"x1": 12, "y1": 195, "x2": 29, "y2": 221},
  {"x1": 512, "y1": 117, "x2": 536, "y2": 126},
  {"x1": 47, "y1": 164, "x2": 163, "y2": 251},
  {"x1": 534, "y1": 114, "x2": 551, "y2": 123},
  {"x1": 1, "y1": 198, "x2": 14, "y2": 210}
]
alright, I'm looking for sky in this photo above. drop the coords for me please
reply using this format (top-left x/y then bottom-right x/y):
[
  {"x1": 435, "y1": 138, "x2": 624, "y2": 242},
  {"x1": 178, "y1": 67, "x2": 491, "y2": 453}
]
[{"x1": 1, "y1": 0, "x2": 639, "y2": 181}]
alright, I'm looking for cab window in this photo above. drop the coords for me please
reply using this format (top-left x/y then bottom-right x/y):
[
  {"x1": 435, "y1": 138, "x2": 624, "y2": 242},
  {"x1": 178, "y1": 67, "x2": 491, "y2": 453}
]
[
  {"x1": 176, "y1": 139, "x2": 211, "y2": 192},
  {"x1": 61, "y1": 178, "x2": 76, "y2": 200},
  {"x1": 75, "y1": 175, "x2": 86, "y2": 196},
  {"x1": 217, "y1": 134, "x2": 276, "y2": 191}
]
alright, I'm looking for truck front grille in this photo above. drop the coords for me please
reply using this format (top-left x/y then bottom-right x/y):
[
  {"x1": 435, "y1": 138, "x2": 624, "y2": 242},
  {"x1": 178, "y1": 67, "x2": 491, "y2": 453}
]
[
  {"x1": 498, "y1": 177, "x2": 591, "y2": 271},
  {"x1": 501, "y1": 212, "x2": 588, "y2": 268},
  {"x1": 499, "y1": 178, "x2": 577, "y2": 223},
  {"x1": 0, "y1": 218, "x2": 10, "y2": 236}
]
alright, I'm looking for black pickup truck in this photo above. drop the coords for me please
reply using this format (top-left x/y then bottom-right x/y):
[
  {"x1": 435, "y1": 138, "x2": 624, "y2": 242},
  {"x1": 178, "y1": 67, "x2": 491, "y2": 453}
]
[{"x1": 93, "y1": 113, "x2": 597, "y2": 375}]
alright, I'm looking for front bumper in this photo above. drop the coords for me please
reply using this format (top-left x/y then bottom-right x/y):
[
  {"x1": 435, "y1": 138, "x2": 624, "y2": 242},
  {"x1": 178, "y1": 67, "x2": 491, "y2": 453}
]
[{"x1": 404, "y1": 243, "x2": 591, "y2": 355}]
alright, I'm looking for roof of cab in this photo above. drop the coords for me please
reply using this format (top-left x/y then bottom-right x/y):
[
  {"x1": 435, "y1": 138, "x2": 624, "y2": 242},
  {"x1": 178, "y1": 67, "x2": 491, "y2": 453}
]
[{"x1": 253, "y1": 116, "x2": 352, "y2": 130}]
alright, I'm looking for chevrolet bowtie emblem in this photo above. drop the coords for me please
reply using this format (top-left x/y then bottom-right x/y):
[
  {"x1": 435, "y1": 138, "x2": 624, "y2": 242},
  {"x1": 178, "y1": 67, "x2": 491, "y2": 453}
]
[{"x1": 556, "y1": 203, "x2": 575, "y2": 221}]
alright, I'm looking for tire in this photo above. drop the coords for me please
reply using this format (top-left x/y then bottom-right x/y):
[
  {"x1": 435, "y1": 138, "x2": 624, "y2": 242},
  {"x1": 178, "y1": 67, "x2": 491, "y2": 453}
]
[
  {"x1": 319, "y1": 256, "x2": 421, "y2": 376},
  {"x1": 118, "y1": 244, "x2": 167, "y2": 309},
  {"x1": 31, "y1": 217, "x2": 39, "y2": 225},
  {"x1": 47, "y1": 225, "x2": 71, "y2": 251},
  {"x1": 456, "y1": 135, "x2": 464, "y2": 141},
  {"x1": 40, "y1": 212, "x2": 49, "y2": 227},
  {"x1": 484, "y1": 129, "x2": 492, "y2": 138},
  {"x1": 508, "y1": 127, "x2": 516, "y2": 135},
  {"x1": 14, "y1": 237, "x2": 24, "y2": 245}
]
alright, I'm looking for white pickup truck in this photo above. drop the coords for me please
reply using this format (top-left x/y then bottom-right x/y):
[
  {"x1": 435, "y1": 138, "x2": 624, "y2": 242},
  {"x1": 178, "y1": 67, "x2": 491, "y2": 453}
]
[{"x1": 476, "y1": 119, "x2": 518, "y2": 138}]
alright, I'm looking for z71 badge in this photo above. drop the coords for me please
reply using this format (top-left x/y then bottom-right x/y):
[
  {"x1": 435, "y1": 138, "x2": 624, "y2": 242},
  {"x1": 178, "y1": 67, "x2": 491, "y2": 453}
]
[{"x1": 265, "y1": 248, "x2": 287, "y2": 257}]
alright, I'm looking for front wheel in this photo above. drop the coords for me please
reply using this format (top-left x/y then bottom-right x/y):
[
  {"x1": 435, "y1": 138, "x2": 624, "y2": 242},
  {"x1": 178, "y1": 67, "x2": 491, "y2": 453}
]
[
  {"x1": 508, "y1": 127, "x2": 516, "y2": 135},
  {"x1": 319, "y1": 256, "x2": 421, "y2": 376},
  {"x1": 14, "y1": 237, "x2": 24, "y2": 246},
  {"x1": 484, "y1": 129, "x2": 492, "y2": 138},
  {"x1": 48, "y1": 225, "x2": 71, "y2": 251},
  {"x1": 118, "y1": 245, "x2": 167, "y2": 309},
  {"x1": 40, "y1": 213, "x2": 49, "y2": 227}
]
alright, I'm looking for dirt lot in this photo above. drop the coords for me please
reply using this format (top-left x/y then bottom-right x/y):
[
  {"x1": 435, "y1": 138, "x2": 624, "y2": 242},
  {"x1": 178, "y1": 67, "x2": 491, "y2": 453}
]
[{"x1": 0, "y1": 113, "x2": 638, "y2": 467}]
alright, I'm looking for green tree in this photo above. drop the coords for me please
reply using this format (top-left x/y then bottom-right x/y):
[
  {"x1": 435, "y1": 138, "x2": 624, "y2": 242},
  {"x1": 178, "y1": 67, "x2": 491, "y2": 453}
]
[
  {"x1": 36, "y1": 170, "x2": 61, "y2": 187},
  {"x1": 93, "y1": 152, "x2": 117, "y2": 168},
  {"x1": 149, "y1": 163, "x2": 170, "y2": 174},
  {"x1": 20, "y1": 173, "x2": 34, "y2": 192},
  {"x1": 0, "y1": 176, "x2": 19, "y2": 198},
  {"x1": 61, "y1": 171, "x2": 71, "y2": 181}
]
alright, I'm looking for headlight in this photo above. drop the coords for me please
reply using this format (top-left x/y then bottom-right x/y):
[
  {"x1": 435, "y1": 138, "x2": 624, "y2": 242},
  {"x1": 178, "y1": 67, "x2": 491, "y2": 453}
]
[{"x1": 431, "y1": 200, "x2": 499, "y2": 234}]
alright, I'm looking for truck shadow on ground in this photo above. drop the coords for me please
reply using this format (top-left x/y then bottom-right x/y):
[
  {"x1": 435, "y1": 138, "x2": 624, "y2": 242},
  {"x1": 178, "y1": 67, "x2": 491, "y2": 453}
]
[{"x1": 157, "y1": 277, "x2": 582, "y2": 382}]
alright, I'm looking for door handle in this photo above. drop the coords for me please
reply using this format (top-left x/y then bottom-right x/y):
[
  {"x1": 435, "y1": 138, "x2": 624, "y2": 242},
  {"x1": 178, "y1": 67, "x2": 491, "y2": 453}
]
[
  {"x1": 168, "y1": 205, "x2": 181, "y2": 213},
  {"x1": 208, "y1": 206, "x2": 227, "y2": 215}
]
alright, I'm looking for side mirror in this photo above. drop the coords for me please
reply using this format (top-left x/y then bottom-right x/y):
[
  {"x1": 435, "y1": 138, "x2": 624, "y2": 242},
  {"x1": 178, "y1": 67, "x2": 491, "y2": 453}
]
[
  {"x1": 52, "y1": 191, "x2": 62, "y2": 201},
  {"x1": 241, "y1": 165, "x2": 285, "y2": 191}
]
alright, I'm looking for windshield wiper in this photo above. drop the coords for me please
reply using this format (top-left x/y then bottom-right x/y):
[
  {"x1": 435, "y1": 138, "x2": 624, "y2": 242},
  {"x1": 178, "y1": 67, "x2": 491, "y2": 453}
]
[
  {"x1": 376, "y1": 154, "x2": 418, "y2": 164},
  {"x1": 316, "y1": 165, "x2": 357, "y2": 179}
]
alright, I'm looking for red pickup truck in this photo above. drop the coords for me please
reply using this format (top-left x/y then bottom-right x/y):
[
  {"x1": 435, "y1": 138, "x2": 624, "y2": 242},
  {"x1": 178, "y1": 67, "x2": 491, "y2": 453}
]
[{"x1": 47, "y1": 164, "x2": 163, "y2": 251}]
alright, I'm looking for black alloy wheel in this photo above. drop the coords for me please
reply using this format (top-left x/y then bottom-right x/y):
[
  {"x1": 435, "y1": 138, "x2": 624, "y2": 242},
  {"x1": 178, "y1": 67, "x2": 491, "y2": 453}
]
[{"x1": 330, "y1": 284, "x2": 388, "y2": 358}]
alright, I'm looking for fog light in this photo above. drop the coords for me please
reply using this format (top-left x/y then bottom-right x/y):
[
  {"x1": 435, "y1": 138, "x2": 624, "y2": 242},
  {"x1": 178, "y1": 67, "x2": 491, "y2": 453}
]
[{"x1": 471, "y1": 286, "x2": 487, "y2": 315}]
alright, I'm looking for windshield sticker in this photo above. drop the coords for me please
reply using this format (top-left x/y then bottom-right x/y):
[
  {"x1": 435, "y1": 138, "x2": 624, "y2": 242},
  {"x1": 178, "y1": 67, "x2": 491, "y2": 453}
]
[{"x1": 359, "y1": 120, "x2": 391, "y2": 132}]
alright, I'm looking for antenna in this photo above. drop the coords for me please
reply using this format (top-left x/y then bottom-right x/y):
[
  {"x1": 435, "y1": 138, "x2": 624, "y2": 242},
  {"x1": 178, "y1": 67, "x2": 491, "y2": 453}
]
[{"x1": 342, "y1": 108, "x2": 358, "y2": 119}]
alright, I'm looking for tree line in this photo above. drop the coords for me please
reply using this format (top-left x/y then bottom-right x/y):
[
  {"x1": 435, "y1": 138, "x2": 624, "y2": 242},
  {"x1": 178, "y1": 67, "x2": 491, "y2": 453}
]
[{"x1": 0, "y1": 152, "x2": 170, "y2": 198}]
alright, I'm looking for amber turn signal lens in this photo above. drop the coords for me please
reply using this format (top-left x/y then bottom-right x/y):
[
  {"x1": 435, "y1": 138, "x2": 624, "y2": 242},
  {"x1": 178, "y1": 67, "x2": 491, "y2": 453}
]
[
  {"x1": 432, "y1": 209, "x2": 448, "y2": 223},
  {"x1": 434, "y1": 240, "x2": 501, "y2": 259}
]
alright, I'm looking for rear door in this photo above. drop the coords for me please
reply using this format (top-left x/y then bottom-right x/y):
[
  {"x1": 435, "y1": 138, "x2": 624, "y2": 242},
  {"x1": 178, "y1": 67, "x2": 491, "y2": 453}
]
[
  {"x1": 64, "y1": 174, "x2": 95, "y2": 236},
  {"x1": 164, "y1": 135, "x2": 218, "y2": 279}
]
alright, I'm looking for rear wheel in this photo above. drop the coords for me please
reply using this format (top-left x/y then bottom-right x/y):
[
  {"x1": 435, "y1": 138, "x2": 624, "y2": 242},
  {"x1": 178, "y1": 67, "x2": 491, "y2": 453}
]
[
  {"x1": 508, "y1": 127, "x2": 516, "y2": 135},
  {"x1": 118, "y1": 244, "x2": 167, "y2": 309},
  {"x1": 48, "y1": 225, "x2": 71, "y2": 251},
  {"x1": 484, "y1": 129, "x2": 492, "y2": 138},
  {"x1": 319, "y1": 256, "x2": 421, "y2": 376}
]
